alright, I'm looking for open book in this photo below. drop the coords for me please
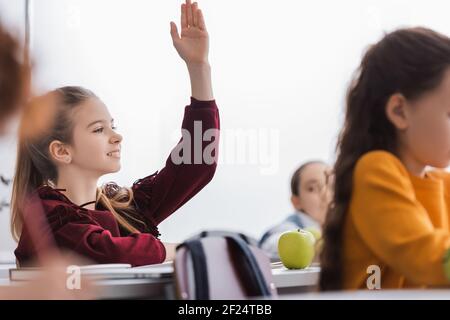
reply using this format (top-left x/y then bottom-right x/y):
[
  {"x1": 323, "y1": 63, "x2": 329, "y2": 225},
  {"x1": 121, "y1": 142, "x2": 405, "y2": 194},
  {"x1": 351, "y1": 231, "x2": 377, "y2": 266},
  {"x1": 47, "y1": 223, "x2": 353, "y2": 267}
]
[{"x1": 9, "y1": 261, "x2": 174, "y2": 281}]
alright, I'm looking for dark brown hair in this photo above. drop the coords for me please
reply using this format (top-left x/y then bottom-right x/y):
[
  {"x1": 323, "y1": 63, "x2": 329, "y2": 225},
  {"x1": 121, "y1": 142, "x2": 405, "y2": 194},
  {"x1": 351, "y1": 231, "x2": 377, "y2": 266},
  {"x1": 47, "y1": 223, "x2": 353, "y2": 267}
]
[
  {"x1": 320, "y1": 27, "x2": 450, "y2": 290},
  {"x1": 0, "y1": 22, "x2": 28, "y2": 124}
]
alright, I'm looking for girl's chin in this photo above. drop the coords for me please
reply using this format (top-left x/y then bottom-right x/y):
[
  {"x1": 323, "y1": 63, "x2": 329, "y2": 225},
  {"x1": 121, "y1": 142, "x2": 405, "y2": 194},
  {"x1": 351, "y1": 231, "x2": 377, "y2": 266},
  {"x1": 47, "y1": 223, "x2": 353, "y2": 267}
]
[
  {"x1": 428, "y1": 158, "x2": 450, "y2": 169},
  {"x1": 103, "y1": 164, "x2": 121, "y2": 174}
]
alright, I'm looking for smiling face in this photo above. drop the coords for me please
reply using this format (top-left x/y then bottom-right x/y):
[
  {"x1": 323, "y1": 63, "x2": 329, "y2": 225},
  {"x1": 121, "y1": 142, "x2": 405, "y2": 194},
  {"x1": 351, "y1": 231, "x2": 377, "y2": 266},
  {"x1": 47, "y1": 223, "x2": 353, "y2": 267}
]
[{"x1": 63, "y1": 97, "x2": 123, "y2": 177}]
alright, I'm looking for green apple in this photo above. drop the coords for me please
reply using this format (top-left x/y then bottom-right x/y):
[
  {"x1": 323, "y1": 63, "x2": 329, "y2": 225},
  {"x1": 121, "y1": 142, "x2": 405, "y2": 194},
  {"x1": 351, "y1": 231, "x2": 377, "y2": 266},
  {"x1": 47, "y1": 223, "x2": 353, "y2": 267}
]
[
  {"x1": 304, "y1": 227, "x2": 322, "y2": 242},
  {"x1": 278, "y1": 229, "x2": 315, "y2": 269}
]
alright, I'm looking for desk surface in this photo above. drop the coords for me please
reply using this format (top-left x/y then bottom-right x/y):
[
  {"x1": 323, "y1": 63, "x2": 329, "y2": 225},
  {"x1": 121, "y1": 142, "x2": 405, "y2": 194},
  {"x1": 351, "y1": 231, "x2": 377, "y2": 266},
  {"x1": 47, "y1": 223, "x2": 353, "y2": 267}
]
[
  {"x1": 0, "y1": 263, "x2": 319, "y2": 299},
  {"x1": 2, "y1": 263, "x2": 449, "y2": 299}
]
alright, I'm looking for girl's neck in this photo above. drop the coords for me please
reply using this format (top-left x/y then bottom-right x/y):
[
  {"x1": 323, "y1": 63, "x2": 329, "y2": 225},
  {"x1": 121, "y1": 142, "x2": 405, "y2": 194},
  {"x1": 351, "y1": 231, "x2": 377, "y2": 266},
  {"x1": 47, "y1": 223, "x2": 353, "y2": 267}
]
[
  {"x1": 396, "y1": 145, "x2": 427, "y2": 178},
  {"x1": 55, "y1": 168, "x2": 99, "y2": 210}
]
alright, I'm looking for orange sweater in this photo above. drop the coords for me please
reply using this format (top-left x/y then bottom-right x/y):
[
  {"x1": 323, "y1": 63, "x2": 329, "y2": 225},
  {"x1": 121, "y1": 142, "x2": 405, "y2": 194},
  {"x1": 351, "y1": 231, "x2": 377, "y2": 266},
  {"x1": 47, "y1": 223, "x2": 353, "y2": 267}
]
[{"x1": 343, "y1": 150, "x2": 450, "y2": 289}]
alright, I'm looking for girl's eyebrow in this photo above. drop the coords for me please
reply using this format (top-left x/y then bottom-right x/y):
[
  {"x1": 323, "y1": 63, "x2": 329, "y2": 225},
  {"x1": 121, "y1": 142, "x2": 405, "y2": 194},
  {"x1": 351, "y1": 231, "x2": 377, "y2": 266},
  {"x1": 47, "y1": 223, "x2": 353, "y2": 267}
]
[
  {"x1": 87, "y1": 118, "x2": 114, "y2": 128},
  {"x1": 304, "y1": 179, "x2": 320, "y2": 186}
]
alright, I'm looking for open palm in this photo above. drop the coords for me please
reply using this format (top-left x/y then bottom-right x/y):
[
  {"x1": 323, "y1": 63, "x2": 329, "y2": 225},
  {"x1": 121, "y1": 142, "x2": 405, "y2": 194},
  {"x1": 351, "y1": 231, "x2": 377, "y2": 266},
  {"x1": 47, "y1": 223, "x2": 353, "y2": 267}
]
[{"x1": 170, "y1": 0, "x2": 209, "y2": 65}]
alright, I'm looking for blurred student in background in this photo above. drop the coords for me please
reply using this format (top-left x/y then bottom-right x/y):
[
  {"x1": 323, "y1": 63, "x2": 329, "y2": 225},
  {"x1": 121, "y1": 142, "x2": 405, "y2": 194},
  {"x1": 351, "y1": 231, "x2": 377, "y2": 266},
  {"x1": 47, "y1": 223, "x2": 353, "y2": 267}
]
[
  {"x1": 259, "y1": 161, "x2": 332, "y2": 260},
  {"x1": 0, "y1": 20, "x2": 93, "y2": 299},
  {"x1": 320, "y1": 27, "x2": 450, "y2": 291}
]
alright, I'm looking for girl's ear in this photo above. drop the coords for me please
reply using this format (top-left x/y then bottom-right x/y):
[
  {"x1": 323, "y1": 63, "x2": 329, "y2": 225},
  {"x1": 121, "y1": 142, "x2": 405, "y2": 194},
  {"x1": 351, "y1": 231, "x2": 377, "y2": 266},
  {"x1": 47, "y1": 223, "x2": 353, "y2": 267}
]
[
  {"x1": 385, "y1": 93, "x2": 410, "y2": 130},
  {"x1": 48, "y1": 140, "x2": 72, "y2": 164}
]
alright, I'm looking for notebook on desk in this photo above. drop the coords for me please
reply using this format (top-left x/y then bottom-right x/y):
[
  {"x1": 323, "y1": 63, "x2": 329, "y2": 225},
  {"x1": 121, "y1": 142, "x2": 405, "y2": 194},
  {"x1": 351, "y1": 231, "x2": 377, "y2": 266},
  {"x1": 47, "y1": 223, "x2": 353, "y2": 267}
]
[{"x1": 9, "y1": 261, "x2": 174, "y2": 281}]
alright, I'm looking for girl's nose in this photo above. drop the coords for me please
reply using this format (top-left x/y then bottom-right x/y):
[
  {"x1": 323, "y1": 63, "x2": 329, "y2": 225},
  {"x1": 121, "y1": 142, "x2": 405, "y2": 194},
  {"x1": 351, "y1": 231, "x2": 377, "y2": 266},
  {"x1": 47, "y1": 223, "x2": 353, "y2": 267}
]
[{"x1": 111, "y1": 132, "x2": 123, "y2": 144}]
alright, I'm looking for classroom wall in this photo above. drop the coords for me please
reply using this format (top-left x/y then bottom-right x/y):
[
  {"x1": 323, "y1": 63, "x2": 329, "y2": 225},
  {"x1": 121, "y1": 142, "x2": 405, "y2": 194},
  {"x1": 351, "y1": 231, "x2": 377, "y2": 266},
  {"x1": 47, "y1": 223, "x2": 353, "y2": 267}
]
[{"x1": 2, "y1": 0, "x2": 450, "y2": 256}]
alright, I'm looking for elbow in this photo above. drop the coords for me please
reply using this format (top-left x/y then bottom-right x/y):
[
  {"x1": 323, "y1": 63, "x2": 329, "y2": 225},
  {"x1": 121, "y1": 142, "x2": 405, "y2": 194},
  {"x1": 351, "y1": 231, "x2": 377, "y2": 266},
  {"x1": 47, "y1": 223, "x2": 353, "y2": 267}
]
[
  {"x1": 190, "y1": 161, "x2": 217, "y2": 192},
  {"x1": 398, "y1": 259, "x2": 450, "y2": 287},
  {"x1": 203, "y1": 161, "x2": 217, "y2": 184},
  {"x1": 158, "y1": 240, "x2": 167, "y2": 264}
]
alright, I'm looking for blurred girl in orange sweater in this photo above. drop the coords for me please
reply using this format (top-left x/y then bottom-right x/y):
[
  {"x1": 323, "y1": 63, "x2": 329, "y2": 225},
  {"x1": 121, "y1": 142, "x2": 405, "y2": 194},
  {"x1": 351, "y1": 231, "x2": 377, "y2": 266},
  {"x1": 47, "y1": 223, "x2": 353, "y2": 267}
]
[{"x1": 320, "y1": 27, "x2": 450, "y2": 290}]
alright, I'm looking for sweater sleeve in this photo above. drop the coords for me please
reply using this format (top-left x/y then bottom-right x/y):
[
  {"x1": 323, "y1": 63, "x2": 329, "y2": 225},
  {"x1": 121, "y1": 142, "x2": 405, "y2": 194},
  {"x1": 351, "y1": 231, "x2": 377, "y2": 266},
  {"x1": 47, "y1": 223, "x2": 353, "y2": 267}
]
[
  {"x1": 52, "y1": 208, "x2": 166, "y2": 266},
  {"x1": 131, "y1": 98, "x2": 220, "y2": 226},
  {"x1": 350, "y1": 151, "x2": 450, "y2": 286}
]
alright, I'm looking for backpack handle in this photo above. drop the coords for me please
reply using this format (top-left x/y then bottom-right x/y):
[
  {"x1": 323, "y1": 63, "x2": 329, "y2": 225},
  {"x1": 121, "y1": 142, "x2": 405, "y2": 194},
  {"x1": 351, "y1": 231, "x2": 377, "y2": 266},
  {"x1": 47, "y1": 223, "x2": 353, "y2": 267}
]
[{"x1": 199, "y1": 230, "x2": 253, "y2": 245}]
